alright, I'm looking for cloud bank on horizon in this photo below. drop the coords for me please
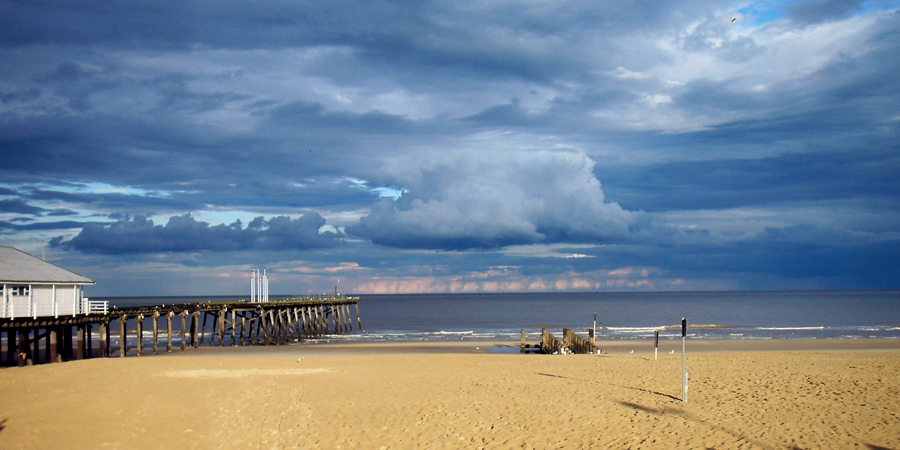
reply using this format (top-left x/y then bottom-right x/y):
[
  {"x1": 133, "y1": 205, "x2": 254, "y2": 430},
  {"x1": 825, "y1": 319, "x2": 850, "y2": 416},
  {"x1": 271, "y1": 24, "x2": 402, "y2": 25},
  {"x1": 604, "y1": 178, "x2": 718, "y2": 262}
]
[{"x1": 1, "y1": 0, "x2": 899, "y2": 296}]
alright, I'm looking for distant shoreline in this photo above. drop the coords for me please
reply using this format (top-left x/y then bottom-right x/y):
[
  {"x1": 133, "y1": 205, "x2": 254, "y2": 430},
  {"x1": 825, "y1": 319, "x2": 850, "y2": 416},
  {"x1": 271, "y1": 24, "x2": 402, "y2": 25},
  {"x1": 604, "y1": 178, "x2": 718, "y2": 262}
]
[{"x1": 158, "y1": 336, "x2": 900, "y2": 359}]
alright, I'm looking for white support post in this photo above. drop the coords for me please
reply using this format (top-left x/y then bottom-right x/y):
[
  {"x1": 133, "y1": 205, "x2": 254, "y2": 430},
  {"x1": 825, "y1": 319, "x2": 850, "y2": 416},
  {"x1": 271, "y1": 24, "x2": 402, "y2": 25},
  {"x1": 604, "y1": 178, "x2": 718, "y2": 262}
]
[
  {"x1": 30, "y1": 284, "x2": 35, "y2": 319},
  {"x1": 53, "y1": 285, "x2": 58, "y2": 318}
]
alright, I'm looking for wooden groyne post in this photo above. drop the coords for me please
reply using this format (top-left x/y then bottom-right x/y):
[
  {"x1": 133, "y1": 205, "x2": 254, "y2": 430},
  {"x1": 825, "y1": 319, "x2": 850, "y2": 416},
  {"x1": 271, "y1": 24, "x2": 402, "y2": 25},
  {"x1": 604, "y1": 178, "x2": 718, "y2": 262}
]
[{"x1": 538, "y1": 328, "x2": 598, "y2": 355}]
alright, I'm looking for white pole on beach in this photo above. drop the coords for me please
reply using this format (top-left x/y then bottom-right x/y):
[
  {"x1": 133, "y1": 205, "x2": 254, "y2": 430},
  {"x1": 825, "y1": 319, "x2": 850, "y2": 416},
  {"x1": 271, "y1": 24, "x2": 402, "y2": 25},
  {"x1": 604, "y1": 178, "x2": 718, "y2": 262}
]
[
  {"x1": 654, "y1": 330, "x2": 659, "y2": 361},
  {"x1": 682, "y1": 317, "x2": 687, "y2": 403}
]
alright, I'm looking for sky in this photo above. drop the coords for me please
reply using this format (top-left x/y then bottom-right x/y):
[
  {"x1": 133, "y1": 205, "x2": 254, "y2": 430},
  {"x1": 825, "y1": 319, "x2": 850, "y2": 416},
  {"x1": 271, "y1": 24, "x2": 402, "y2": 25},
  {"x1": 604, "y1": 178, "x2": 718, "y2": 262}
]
[{"x1": 1, "y1": 0, "x2": 899, "y2": 297}]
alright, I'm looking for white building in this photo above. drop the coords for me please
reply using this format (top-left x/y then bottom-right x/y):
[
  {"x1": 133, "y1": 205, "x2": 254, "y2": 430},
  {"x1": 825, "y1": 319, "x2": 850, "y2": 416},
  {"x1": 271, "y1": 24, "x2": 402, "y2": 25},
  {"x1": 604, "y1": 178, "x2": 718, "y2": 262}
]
[{"x1": 1, "y1": 246, "x2": 96, "y2": 319}]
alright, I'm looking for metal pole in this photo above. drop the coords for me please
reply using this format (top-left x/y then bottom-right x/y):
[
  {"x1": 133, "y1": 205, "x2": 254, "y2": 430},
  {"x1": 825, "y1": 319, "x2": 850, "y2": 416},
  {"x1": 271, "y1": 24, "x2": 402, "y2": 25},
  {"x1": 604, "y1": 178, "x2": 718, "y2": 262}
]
[
  {"x1": 682, "y1": 317, "x2": 687, "y2": 402},
  {"x1": 654, "y1": 330, "x2": 659, "y2": 362}
]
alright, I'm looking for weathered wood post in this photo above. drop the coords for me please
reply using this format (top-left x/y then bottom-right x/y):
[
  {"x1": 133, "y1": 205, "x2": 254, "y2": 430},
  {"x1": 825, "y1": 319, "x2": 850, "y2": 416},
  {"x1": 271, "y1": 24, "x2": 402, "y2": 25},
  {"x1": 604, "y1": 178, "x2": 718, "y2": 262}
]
[
  {"x1": 41, "y1": 328, "x2": 50, "y2": 362},
  {"x1": 135, "y1": 314, "x2": 144, "y2": 356},
  {"x1": 50, "y1": 328, "x2": 60, "y2": 363},
  {"x1": 180, "y1": 311, "x2": 187, "y2": 351},
  {"x1": 60, "y1": 327, "x2": 69, "y2": 362},
  {"x1": 331, "y1": 306, "x2": 338, "y2": 332},
  {"x1": 105, "y1": 320, "x2": 111, "y2": 357},
  {"x1": 166, "y1": 312, "x2": 174, "y2": 353},
  {"x1": 6, "y1": 330, "x2": 15, "y2": 365},
  {"x1": 356, "y1": 303, "x2": 362, "y2": 330},
  {"x1": 271, "y1": 309, "x2": 281, "y2": 344},
  {"x1": 191, "y1": 310, "x2": 200, "y2": 348},
  {"x1": 152, "y1": 311, "x2": 160, "y2": 355},
  {"x1": 520, "y1": 329, "x2": 526, "y2": 353},
  {"x1": 301, "y1": 307, "x2": 309, "y2": 337},
  {"x1": 344, "y1": 304, "x2": 351, "y2": 331},
  {"x1": 331, "y1": 305, "x2": 339, "y2": 333},
  {"x1": 237, "y1": 312, "x2": 245, "y2": 346},
  {"x1": 284, "y1": 308, "x2": 295, "y2": 341},
  {"x1": 231, "y1": 309, "x2": 237, "y2": 347},
  {"x1": 87, "y1": 324, "x2": 93, "y2": 358},
  {"x1": 217, "y1": 309, "x2": 226, "y2": 347},
  {"x1": 343, "y1": 304, "x2": 351, "y2": 332},
  {"x1": 250, "y1": 313, "x2": 259, "y2": 344},
  {"x1": 99, "y1": 321, "x2": 107, "y2": 358},
  {"x1": 119, "y1": 315, "x2": 127, "y2": 357},
  {"x1": 258, "y1": 308, "x2": 269, "y2": 345},
  {"x1": 76, "y1": 325, "x2": 85, "y2": 360},
  {"x1": 299, "y1": 307, "x2": 306, "y2": 336},
  {"x1": 200, "y1": 310, "x2": 209, "y2": 346},
  {"x1": 17, "y1": 329, "x2": 31, "y2": 366}
]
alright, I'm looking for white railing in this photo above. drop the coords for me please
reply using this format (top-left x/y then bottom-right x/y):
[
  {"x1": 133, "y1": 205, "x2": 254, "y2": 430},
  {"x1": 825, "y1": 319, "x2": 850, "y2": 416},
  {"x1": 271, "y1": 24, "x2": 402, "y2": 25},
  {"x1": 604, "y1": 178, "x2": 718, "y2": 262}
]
[{"x1": 81, "y1": 298, "x2": 109, "y2": 315}]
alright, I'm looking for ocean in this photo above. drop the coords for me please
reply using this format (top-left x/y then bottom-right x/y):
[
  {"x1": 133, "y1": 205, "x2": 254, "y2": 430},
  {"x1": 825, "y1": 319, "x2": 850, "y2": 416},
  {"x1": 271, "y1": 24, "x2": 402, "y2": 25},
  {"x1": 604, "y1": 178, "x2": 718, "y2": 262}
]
[{"x1": 95, "y1": 290, "x2": 900, "y2": 342}]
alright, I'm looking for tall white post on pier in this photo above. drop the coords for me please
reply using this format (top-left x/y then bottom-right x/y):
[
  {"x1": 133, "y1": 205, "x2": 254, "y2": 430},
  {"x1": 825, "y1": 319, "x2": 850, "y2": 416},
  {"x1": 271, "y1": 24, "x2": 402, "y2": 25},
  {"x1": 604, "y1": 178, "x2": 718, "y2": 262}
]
[
  {"x1": 250, "y1": 268, "x2": 256, "y2": 302},
  {"x1": 250, "y1": 267, "x2": 270, "y2": 303},
  {"x1": 263, "y1": 268, "x2": 268, "y2": 302}
]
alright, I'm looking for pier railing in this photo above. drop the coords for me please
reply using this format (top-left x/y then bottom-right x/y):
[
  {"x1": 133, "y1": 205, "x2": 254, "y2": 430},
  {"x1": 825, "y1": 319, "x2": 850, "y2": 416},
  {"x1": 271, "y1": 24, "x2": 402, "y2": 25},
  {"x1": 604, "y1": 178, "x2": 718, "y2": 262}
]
[{"x1": 81, "y1": 298, "x2": 109, "y2": 315}]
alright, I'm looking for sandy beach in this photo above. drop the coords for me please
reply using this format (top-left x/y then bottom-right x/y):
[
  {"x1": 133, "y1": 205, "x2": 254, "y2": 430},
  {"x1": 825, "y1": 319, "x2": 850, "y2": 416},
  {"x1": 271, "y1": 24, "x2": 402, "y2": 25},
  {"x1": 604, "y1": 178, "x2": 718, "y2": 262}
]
[{"x1": 1, "y1": 339, "x2": 898, "y2": 449}]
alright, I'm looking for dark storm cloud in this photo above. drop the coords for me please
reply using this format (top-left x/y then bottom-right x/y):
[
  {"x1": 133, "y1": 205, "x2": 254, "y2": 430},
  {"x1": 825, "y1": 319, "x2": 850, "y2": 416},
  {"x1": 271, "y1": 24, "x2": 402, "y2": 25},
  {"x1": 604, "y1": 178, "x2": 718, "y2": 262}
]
[
  {"x1": 264, "y1": 101, "x2": 418, "y2": 134},
  {"x1": 600, "y1": 146, "x2": 900, "y2": 212},
  {"x1": 0, "y1": 219, "x2": 85, "y2": 231},
  {"x1": 46, "y1": 208, "x2": 78, "y2": 217},
  {"x1": 2, "y1": 0, "x2": 899, "y2": 293},
  {"x1": 51, "y1": 213, "x2": 341, "y2": 254},
  {"x1": 0, "y1": 198, "x2": 44, "y2": 215},
  {"x1": 0, "y1": 87, "x2": 41, "y2": 103}
]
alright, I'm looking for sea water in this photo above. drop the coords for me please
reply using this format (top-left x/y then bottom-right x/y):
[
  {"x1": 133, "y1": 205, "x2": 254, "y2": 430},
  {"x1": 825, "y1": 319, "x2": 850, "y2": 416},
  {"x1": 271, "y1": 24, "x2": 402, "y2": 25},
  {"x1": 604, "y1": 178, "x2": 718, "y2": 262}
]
[{"x1": 93, "y1": 291, "x2": 900, "y2": 342}]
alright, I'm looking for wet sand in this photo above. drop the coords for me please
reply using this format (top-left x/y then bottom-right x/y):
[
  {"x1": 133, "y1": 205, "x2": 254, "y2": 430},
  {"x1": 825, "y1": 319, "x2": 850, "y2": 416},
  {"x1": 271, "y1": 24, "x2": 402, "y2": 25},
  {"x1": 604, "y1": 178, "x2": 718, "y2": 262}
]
[{"x1": 1, "y1": 339, "x2": 898, "y2": 449}]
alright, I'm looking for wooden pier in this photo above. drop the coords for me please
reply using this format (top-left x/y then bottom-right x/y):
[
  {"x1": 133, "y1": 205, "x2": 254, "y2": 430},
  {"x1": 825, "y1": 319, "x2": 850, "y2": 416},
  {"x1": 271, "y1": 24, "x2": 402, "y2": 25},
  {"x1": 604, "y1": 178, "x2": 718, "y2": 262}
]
[{"x1": 0, "y1": 295, "x2": 360, "y2": 366}]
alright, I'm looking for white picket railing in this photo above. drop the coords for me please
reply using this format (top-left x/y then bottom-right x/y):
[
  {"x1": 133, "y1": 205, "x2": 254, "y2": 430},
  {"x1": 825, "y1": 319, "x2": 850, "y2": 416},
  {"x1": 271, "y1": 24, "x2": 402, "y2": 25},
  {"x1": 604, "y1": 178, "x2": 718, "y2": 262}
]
[{"x1": 80, "y1": 298, "x2": 109, "y2": 315}]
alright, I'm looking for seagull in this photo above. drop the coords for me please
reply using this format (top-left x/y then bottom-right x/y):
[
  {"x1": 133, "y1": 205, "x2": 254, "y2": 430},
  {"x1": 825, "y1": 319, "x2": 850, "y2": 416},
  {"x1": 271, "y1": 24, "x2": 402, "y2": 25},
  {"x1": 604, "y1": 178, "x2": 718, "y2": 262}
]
[
  {"x1": 669, "y1": 350, "x2": 675, "y2": 354},
  {"x1": 629, "y1": 350, "x2": 634, "y2": 354}
]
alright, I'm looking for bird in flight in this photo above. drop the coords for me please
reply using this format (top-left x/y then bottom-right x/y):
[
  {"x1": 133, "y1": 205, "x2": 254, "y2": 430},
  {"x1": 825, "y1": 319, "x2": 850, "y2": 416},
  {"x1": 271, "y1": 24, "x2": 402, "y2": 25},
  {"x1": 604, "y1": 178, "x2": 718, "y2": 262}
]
[{"x1": 731, "y1": 17, "x2": 736, "y2": 22}]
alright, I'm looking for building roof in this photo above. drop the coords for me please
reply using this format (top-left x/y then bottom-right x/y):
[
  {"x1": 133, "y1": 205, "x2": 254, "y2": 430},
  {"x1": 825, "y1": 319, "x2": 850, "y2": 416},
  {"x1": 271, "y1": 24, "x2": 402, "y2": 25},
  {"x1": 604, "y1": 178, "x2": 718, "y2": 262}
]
[{"x1": 0, "y1": 247, "x2": 95, "y2": 285}]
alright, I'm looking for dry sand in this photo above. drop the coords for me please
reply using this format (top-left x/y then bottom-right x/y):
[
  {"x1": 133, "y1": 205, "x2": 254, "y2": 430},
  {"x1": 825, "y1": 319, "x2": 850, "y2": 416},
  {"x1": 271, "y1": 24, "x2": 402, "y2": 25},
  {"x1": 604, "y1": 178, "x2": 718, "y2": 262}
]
[{"x1": 1, "y1": 339, "x2": 899, "y2": 449}]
